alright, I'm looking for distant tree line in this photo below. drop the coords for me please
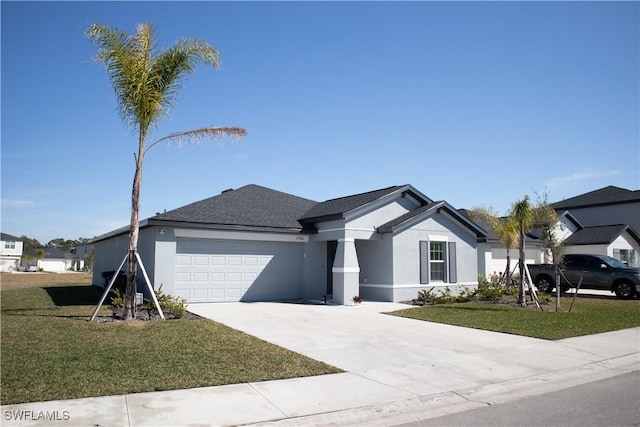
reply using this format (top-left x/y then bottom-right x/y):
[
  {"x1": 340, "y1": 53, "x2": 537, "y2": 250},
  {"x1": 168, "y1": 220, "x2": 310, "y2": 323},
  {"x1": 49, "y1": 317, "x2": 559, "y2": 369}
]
[{"x1": 20, "y1": 236, "x2": 92, "y2": 254}]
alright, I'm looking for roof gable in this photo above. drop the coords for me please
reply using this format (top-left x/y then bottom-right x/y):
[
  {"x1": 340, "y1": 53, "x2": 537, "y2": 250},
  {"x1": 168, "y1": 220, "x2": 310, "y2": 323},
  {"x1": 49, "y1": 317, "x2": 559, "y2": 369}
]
[
  {"x1": 552, "y1": 186, "x2": 640, "y2": 210},
  {"x1": 378, "y1": 201, "x2": 487, "y2": 237},
  {"x1": 563, "y1": 224, "x2": 640, "y2": 246},
  {"x1": 300, "y1": 185, "x2": 430, "y2": 222},
  {"x1": 150, "y1": 184, "x2": 318, "y2": 232}
]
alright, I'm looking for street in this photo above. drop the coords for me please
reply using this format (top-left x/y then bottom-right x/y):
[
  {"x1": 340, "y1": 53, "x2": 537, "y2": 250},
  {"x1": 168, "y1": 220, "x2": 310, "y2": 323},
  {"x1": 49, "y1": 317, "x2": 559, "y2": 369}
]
[{"x1": 403, "y1": 371, "x2": 640, "y2": 426}]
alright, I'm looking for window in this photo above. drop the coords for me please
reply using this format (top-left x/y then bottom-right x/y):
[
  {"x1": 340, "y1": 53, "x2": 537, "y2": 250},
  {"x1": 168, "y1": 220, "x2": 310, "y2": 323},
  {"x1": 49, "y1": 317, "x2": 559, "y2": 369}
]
[
  {"x1": 4, "y1": 241, "x2": 16, "y2": 249},
  {"x1": 420, "y1": 241, "x2": 457, "y2": 284},
  {"x1": 613, "y1": 249, "x2": 637, "y2": 267},
  {"x1": 430, "y1": 242, "x2": 446, "y2": 282}
]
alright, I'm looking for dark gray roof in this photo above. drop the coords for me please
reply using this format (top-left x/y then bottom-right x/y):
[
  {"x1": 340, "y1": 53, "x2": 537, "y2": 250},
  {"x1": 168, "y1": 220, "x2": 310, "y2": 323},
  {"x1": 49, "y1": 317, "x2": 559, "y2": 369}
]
[
  {"x1": 300, "y1": 186, "x2": 407, "y2": 222},
  {"x1": 150, "y1": 184, "x2": 318, "y2": 232},
  {"x1": 1, "y1": 233, "x2": 21, "y2": 241},
  {"x1": 563, "y1": 224, "x2": 640, "y2": 245},
  {"x1": 552, "y1": 186, "x2": 640, "y2": 210}
]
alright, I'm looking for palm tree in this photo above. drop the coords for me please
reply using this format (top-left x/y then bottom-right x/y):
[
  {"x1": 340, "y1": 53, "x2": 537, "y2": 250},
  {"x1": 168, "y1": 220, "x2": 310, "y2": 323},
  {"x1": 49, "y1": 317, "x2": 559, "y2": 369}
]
[
  {"x1": 469, "y1": 205, "x2": 519, "y2": 287},
  {"x1": 87, "y1": 23, "x2": 246, "y2": 319},
  {"x1": 509, "y1": 196, "x2": 534, "y2": 305}
]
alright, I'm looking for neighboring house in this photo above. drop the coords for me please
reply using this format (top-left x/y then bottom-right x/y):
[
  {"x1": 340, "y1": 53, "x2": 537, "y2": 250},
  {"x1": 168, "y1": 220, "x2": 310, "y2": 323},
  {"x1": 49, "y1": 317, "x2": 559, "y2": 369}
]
[
  {"x1": 551, "y1": 186, "x2": 640, "y2": 267},
  {"x1": 1, "y1": 233, "x2": 23, "y2": 272},
  {"x1": 551, "y1": 186, "x2": 640, "y2": 233},
  {"x1": 23, "y1": 247, "x2": 77, "y2": 273},
  {"x1": 92, "y1": 184, "x2": 486, "y2": 304},
  {"x1": 75, "y1": 242, "x2": 94, "y2": 271},
  {"x1": 552, "y1": 211, "x2": 640, "y2": 266}
]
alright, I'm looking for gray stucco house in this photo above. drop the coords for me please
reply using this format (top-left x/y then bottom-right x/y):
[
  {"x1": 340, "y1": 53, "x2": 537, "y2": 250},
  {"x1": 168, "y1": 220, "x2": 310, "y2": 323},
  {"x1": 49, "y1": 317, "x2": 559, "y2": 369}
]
[{"x1": 92, "y1": 184, "x2": 486, "y2": 305}]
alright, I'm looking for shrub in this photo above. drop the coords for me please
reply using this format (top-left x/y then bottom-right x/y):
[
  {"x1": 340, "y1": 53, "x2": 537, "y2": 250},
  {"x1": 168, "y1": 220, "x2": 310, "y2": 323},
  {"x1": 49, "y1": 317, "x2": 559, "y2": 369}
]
[
  {"x1": 418, "y1": 287, "x2": 436, "y2": 304},
  {"x1": 352, "y1": 295, "x2": 362, "y2": 305},
  {"x1": 110, "y1": 288, "x2": 126, "y2": 308},
  {"x1": 477, "y1": 275, "x2": 503, "y2": 302}
]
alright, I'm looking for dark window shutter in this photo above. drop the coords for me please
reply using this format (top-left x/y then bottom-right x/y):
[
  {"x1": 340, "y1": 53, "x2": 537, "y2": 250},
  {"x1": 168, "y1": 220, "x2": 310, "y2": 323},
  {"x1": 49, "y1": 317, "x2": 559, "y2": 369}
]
[
  {"x1": 420, "y1": 241, "x2": 429, "y2": 284},
  {"x1": 448, "y1": 241, "x2": 457, "y2": 283}
]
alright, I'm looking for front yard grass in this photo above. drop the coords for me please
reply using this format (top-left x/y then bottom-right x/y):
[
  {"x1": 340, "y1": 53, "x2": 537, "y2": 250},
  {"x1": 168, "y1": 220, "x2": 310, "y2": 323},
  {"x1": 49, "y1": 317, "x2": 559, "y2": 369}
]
[
  {"x1": 389, "y1": 296, "x2": 640, "y2": 340},
  {"x1": 0, "y1": 275, "x2": 341, "y2": 405}
]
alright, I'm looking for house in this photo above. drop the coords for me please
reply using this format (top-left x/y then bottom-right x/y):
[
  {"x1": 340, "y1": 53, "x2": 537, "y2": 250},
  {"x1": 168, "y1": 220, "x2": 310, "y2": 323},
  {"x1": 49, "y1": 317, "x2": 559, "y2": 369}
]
[
  {"x1": 92, "y1": 184, "x2": 487, "y2": 304},
  {"x1": 551, "y1": 186, "x2": 640, "y2": 266},
  {"x1": 23, "y1": 247, "x2": 77, "y2": 273},
  {"x1": 552, "y1": 211, "x2": 640, "y2": 266},
  {"x1": 1, "y1": 233, "x2": 23, "y2": 272}
]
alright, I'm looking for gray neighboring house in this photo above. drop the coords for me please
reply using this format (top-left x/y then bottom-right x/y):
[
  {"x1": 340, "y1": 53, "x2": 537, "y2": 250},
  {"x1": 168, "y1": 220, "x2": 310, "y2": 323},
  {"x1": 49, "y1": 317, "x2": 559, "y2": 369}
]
[
  {"x1": 92, "y1": 184, "x2": 486, "y2": 304},
  {"x1": 551, "y1": 186, "x2": 640, "y2": 266}
]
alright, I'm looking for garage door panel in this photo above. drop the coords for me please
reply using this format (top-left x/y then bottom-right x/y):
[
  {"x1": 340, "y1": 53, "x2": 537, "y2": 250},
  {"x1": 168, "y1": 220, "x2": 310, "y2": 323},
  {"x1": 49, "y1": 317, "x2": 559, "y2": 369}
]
[{"x1": 175, "y1": 239, "x2": 303, "y2": 303}]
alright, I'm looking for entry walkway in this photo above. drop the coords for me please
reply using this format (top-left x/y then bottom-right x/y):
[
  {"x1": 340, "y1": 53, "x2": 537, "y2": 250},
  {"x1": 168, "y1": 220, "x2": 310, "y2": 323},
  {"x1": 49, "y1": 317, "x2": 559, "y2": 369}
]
[{"x1": 1, "y1": 302, "x2": 638, "y2": 426}]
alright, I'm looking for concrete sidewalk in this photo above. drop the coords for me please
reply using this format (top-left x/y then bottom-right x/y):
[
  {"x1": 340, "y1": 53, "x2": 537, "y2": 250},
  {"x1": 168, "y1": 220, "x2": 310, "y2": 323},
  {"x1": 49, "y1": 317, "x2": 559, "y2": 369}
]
[{"x1": 1, "y1": 302, "x2": 638, "y2": 426}]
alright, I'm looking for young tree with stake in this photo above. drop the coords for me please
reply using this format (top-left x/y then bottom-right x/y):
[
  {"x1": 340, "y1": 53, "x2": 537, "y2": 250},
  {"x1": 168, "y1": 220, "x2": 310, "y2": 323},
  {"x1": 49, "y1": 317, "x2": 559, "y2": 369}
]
[{"x1": 87, "y1": 23, "x2": 246, "y2": 319}]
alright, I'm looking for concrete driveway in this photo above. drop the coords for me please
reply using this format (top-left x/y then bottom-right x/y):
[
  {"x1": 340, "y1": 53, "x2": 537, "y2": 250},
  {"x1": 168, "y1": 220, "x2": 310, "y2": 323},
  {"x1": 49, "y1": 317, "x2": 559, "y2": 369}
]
[
  {"x1": 188, "y1": 301, "x2": 639, "y2": 399},
  {"x1": 2, "y1": 301, "x2": 637, "y2": 427}
]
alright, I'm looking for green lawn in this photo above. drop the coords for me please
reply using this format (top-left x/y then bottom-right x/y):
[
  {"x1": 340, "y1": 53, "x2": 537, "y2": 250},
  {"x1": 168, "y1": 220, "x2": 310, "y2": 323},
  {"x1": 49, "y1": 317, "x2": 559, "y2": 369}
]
[
  {"x1": 389, "y1": 296, "x2": 640, "y2": 340},
  {"x1": 0, "y1": 282, "x2": 341, "y2": 405}
]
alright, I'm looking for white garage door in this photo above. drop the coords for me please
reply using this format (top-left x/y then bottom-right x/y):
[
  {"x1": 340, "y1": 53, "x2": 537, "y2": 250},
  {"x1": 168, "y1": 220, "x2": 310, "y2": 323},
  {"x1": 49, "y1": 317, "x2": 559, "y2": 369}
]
[{"x1": 174, "y1": 239, "x2": 303, "y2": 302}]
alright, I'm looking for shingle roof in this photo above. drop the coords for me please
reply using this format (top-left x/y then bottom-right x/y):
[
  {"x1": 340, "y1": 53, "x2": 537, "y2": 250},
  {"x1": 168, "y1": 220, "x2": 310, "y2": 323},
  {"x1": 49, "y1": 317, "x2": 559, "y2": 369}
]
[
  {"x1": 563, "y1": 224, "x2": 640, "y2": 245},
  {"x1": 23, "y1": 247, "x2": 75, "y2": 259},
  {"x1": 150, "y1": 184, "x2": 318, "y2": 232},
  {"x1": 551, "y1": 186, "x2": 640, "y2": 210},
  {"x1": 299, "y1": 186, "x2": 407, "y2": 222},
  {"x1": 1, "y1": 233, "x2": 22, "y2": 241}
]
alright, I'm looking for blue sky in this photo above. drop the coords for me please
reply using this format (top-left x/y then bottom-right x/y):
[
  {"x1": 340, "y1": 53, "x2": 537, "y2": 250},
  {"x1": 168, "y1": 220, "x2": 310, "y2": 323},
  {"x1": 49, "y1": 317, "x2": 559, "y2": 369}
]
[{"x1": 2, "y1": 1, "x2": 638, "y2": 244}]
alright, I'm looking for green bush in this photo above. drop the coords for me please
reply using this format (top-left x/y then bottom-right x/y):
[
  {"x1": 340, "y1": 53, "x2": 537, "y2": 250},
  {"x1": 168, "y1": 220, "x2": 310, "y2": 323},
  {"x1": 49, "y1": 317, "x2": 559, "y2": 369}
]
[
  {"x1": 109, "y1": 288, "x2": 126, "y2": 308},
  {"x1": 477, "y1": 275, "x2": 503, "y2": 302},
  {"x1": 150, "y1": 285, "x2": 188, "y2": 319}
]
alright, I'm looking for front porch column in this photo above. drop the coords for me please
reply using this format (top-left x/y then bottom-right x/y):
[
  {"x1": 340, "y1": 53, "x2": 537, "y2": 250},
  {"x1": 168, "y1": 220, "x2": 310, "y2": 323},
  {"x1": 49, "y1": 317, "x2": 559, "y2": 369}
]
[{"x1": 332, "y1": 238, "x2": 360, "y2": 305}]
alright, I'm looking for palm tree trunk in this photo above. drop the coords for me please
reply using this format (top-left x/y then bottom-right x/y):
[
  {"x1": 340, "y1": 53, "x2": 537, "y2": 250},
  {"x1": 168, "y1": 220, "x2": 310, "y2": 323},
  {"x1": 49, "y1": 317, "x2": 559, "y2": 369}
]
[
  {"x1": 518, "y1": 221, "x2": 526, "y2": 305},
  {"x1": 505, "y1": 251, "x2": 511, "y2": 289},
  {"x1": 123, "y1": 135, "x2": 145, "y2": 320}
]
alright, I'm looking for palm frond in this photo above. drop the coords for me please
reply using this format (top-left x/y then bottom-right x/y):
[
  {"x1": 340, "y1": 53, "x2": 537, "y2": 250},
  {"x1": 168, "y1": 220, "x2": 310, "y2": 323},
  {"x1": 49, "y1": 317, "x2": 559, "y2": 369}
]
[{"x1": 144, "y1": 126, "x2": 247, "y2": 155}]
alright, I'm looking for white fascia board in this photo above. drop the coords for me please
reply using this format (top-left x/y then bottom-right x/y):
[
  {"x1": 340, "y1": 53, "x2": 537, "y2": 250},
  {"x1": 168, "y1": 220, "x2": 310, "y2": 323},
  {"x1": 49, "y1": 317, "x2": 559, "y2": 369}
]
[{"x1": 174, "y1": 228, "x2": 308, "y2": 243}]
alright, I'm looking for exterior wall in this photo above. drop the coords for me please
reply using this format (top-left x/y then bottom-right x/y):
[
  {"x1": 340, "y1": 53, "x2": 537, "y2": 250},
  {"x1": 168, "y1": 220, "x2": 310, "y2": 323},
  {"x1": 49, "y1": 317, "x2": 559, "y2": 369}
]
[
  {"x1": 485, "y1": 247, "x2": 541, "y2": 277},
  {"x1": 92, "y1": 233, "x2": 130, "y2": 287},
  {"x1": 561, "y1": 244, "x2": 608, "y2": 256},
  {"x1": 358, "y1": 211, "x2": 480, "y2": 303},
  {"x1": 38, "y1": 259, "x2": 72, "y2": 273},
  {"x1": 358, "y1": 237, "x2": 394, "y2": 301},
  {"x1": 564, "y1": 202, "x2": 640, "y2": 232},
  {"x1": 349, "y1": 196, "x2": 418, "y2": 234},
  {"x1": 610, "y1": 233, "x2": 640, "y2": 266}
]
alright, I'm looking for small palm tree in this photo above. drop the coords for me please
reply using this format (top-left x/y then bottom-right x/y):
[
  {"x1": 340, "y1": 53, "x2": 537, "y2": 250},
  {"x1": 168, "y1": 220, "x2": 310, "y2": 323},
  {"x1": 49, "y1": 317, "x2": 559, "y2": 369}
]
[
  {"x1": 88, "y1": 23, "x2": 246, "y2": 319},
  {"x1": 509, "y1": 196, "x2": 534, "y2": 305},
  {"x1": 469, "y1": 206, "x2": 519, "y2": 287}
]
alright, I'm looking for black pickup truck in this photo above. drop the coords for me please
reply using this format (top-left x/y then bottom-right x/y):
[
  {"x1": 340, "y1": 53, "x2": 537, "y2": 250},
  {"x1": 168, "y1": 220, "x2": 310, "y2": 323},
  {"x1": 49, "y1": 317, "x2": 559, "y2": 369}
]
[{"x1": 528, "y1": 253, "x2": 640, "y2": 299}]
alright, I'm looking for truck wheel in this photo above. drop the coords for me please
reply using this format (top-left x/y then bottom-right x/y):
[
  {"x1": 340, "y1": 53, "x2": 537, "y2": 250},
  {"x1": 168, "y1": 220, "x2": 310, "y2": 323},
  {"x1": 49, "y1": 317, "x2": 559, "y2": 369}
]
[
  {"x1": 535, "y1": 275, "x2": 555, "y2": 294},
  {"x1": 613, "y1": 281, "x2": 636, "y2": 299}
]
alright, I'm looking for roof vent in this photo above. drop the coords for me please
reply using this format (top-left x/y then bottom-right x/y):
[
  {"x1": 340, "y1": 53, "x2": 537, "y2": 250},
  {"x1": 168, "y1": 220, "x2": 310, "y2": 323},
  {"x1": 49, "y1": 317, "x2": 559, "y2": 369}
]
[{"x1": 221, "y1": 188, "x2": 233, "y2": 193}]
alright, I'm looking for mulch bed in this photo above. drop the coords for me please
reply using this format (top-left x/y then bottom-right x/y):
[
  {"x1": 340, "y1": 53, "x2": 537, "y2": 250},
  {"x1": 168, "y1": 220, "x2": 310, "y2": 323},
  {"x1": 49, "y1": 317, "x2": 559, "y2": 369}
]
[{"x1": 94, "y1": 307, "x2": 205, "y2": 323}]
